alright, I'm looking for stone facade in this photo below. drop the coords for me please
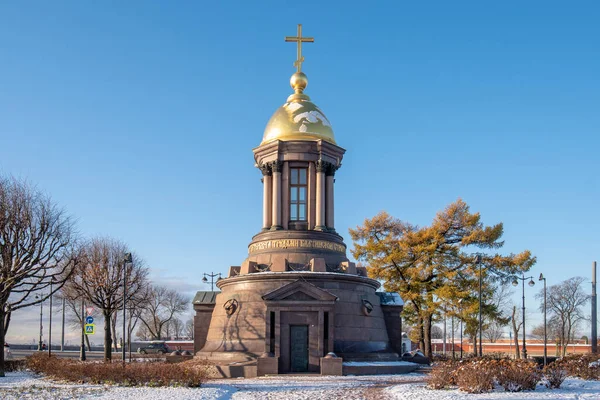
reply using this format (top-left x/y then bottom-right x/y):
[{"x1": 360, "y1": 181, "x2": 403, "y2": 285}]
[{"x1": 193, "y1": 52, "x2": 404, "y2": 376}]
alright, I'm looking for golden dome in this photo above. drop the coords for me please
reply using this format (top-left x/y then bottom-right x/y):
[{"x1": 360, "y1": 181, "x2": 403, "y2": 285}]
[{"x1": 261, "y1": 72, "x2": 336, "y2": 145}]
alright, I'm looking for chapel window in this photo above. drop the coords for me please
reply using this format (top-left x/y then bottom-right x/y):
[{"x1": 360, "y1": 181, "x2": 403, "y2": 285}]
[{"x1": 290, "y1": 168, "x2": 307, "y2": 221}]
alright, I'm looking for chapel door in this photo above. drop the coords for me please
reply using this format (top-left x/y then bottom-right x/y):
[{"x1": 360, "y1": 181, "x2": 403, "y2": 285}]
[{"x1": 290, "y1": 325, "x2": 309, "y2": 372}]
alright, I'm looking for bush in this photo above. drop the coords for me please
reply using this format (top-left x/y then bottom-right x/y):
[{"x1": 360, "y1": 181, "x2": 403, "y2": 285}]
[
  {"x1": 3, "y1": 359, "x2": 27, "y2": 372},
  {"x1": 25, "y1": 353, "x2": 211, "y2": 387},
  {"x1": 427, "y1": 361, "x2": 456, "y2": 389},
  {"x1": 454, "y1": 359, "x2": 495, "y2": 394},
  {"x1": 555, "y1": 354, "x2": 600, "y2": 381},
  {"x1": 543, "y1": 363, "x2": 567, "y2": 389},
  {"x1": 495, "y1": 359, "x2": 541, "y2": 392}
]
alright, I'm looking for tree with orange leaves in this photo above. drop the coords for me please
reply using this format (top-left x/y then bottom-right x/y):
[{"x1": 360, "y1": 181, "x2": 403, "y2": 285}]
[{"x1": 349, "y1": 199, "x2": 536, "y2": 358}]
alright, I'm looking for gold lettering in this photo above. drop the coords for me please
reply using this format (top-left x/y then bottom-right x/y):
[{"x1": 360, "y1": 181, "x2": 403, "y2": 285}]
[{"x1": 249, "y1": 239, "x2": 345, "y2": 254}]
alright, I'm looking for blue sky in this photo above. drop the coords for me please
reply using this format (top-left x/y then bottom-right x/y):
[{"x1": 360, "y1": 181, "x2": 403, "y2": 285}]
[{"x1": 1, "y1": 1, "x2": 598, "y2": 343}]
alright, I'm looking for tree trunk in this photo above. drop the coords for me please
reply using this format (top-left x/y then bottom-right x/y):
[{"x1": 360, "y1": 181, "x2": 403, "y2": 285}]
[
  {"x1": 3, "y1": 311, "x2": 11, "y2": 336},
  {"x1": 423, "y1": 314, "x2": 432, "y2": 359},
  {"x1": 512, "y1": 306, "x2": 520, "y2": 359},
  {"x1": 103, "y1": 311, "x2": 112, "y2": 361},
  {"x1": 0, "y1": 308, "x2": 6, "y2": 377},
  {"x1": 111, "y1": 313, "x2": 118, "y2": 352},
  {"x1": 418, "y1": 319, "x2": 425, "y2": 353}
]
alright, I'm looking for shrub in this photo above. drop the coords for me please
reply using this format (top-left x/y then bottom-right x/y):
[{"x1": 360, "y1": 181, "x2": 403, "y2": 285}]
[
  {"x1": 543, "y1": 363, "x2": 567, "y2": 389},
  {"x1": 25, "y1": 353, "x2": 211, "y2": 387},
  {"x1": 495, "y1": 359, "x2": 541, "y2": 392},
  {"x1": 3, "y1": 359, "x2": 27, "y2": 372},
  {"x1": 454, "y1": 359, "x2": 495, "y2": 394},
  {"x1": 555, "y1": 354, "x2": 600, "y2": 380},
  {"x1": 427, "y1": 361, "x2": 456, "y2": 389}
]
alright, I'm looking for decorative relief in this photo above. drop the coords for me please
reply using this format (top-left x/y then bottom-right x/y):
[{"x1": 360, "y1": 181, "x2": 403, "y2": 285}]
[
  {"x1": 326, "y1": 163, "x2": 338, "y2": 177},
  {"x1": 315, "y1": 159, "x2": 330, "y2": 173},
  {"x1": 362, "y1": 299, "x2": 374, "y2": 315},
  {"x1": 326, "y1": 263, "x2": 344, "y2": 273},
  {"x1": 224, "y1": 299, "x2": 239, "y2": 316},
  {"x1": 270, "y1": 160, "x2": 283, "y2": 173},
  {"x1": 248, "y1": 238, "x2": 345, "y2": 254},
  {"x1": 259, "y1": 163, "x2": 272, "y2": 176},
  {"x1": 255, "y1": 263, "x2": 271, "y2": 272},
  {"x1": 286, "y1": 260, "x2": 311, "y2": 272}
]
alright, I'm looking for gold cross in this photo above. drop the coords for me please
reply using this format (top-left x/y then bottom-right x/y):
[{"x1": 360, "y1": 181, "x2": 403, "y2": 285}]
[{"x1": 285, "y1": 24, "x2": 314, "y2": 73}]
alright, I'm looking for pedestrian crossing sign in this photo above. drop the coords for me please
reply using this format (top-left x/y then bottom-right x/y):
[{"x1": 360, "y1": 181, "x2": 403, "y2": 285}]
[{"x1": 85, "y1": 324, "x2": 95, "y2": 335}]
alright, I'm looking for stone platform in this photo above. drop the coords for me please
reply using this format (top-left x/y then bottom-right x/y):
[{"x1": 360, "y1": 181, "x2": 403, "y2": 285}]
[{"x1": 195, "y1": 271, "x2": 405, "y2": 376}]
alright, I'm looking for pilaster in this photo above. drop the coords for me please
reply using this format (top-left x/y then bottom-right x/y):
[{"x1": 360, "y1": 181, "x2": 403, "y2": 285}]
[
  {"x1": 260, "y1": 164, "x2": 273, "y2": 230},
  {"x1": 270, "y1": 161, "x2": 283, "y2": 230},
  {"x1": 315, "y1": 160, "x2": 328, "y2": 231}
]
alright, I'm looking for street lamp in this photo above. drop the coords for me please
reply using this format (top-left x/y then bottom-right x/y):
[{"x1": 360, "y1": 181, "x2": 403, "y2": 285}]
[
  {"x1": 35, "y1": 293, "x2": 46, "y2": 351},
  {"x1": 512, "y1": 274, "x2": 535, "y2": 359},
  {"x1": 80, "y1": 297, "x2": 86, "y2": 361},
  {"x1": 475, "y1": 254, "x2": 483, "y2": 357},
  {"x1": 458, "y1": 298, "x2": 464, "y2": 359},
  {"x1": 49, "y1": 277, "x2": 56, "y2": 357},
  {"x1": 202, "y1": 272, "x2": 222, "y2": 292},
  {"x1": 122, "y1": 252, "x2": 132, "y2": 367},
  {"x1": 539, "y1": 273, "x2": 547, "y2": 366}
]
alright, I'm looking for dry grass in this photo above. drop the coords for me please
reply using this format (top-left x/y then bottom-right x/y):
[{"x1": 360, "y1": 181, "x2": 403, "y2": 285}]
[
  {"x1": 494, "y1": 359, "x2": 541, "y2": 392},
  {"x1": 426, "y1": 361, "x2": 457, "y2": 389},
  {"x1": 25, "y1": 352, "x2": 211, "y2": 387},
  {"x1": 554, "y1": 354, "x2": 600, "y2": 381}
]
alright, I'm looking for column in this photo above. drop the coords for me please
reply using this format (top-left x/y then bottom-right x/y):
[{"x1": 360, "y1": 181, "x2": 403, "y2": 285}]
[
  {"x1": 282, "y1": 162, "x2": 289, "y2": 230},
  {"x1": 315, "y1": 160, "x2": 327, "y2": 231},
  {"x1": 308, "y1": 162, "x2": 316, "y2": 230},
  {"x1": 271, "y1": 161, "x2": 283, "y2": 230},
  {"x1": 325, "y1": 164, "x2": 336, "y2": 232},
  {"x1": 260, "y1": 164, "x2": 272, "y2": 230}
]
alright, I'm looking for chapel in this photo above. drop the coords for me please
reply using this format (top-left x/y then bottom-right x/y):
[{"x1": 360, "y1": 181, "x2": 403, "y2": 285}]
[{"x1": 193, "y1": 25, "x2": 409, "y2": 377}]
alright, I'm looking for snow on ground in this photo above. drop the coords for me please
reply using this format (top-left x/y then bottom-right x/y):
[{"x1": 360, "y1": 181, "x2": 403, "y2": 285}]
[
  {"x1": 1, "y1": 371, "x2": 600, "y2": 399},
  {"x1": 386, "y1": 378, "x2": 600, "y2": 399}
]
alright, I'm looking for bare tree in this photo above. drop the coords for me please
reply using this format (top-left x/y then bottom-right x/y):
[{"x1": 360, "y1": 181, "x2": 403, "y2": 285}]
[
  {"x1": 0, "y1": 176, "x2": 79, "y2": 376},
  {"x1": 171, "y1": 318, "x2": 184, "y2": 340},
  {"x1": 430, "y1": 325, "x2": 443, "y2": 339},
  {"x1": 536, "y1": 277, "x2": 589, "y2": 356},
  {"x1": 531, "y1": 318, "x2": 562, "y2": 345},
  {"x1": 484, "y1": 320, "x2": 505, "y2": 343},
  {"x1": 57, "y1": 289, "x2": 95, "y2": 350},
  {"x1": 511, "y1": 305, "x2": 522, "y2": 359},
  {"x1": 185, "y1": 318, "x2": 194, "y2": 340},
  {"x1": 67, "y1": 237, "x2": 148, "y2": 361},
  {"x1": 484, "y1": 283, "x2": 512, "y2": 343},
  {"x1": 139, "y1": 286, "x2": 188, "y2": 340}
]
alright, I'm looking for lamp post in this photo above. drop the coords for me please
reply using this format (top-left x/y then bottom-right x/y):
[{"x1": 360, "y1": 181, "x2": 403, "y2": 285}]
[
  {"x1": 49, "y1": 277, "x2": 56, "y2": 357},
  {"x1": 512, "y1": 274, "x2": 535, "y2": 359},
  {"x1": 475, "y1": 254, "x2": 483, "y2": 357},
  {"x1": 35, "y1": 293, "x2": 46, "y2": 351},
  {"x1": 202, "y1": 272, "x2": 222, "y2": 292},
  {"x1": 122, "y1": 252, "x2": 132, "y2": 367},
  {"x1": 539, "y1": 273, "x2": 547, "y2": 366},
  {"x1": 459, "y1": 298, "x2": 463, "y2": 359},
  {"x1": 61, "y1": 297, "x2": 65, "y2": 352},
  {"x1": 80, "y1": 298, "x2": 86, "y2": 361}
]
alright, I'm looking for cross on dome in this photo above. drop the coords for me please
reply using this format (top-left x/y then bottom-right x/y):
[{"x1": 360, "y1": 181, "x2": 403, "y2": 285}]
[{"x1": 285, "y1": 24, "x2": 314, "y2": 73}]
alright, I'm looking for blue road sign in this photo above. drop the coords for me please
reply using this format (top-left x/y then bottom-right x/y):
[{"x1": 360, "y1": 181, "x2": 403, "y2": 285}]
[{"x1": 85, "y1": 316, "x2": 94, "y2": 324}]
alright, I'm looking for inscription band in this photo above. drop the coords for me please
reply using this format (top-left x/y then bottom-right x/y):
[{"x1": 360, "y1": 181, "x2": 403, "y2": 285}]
[{"x1": 249, "y1": 239, "x2": 346, "y2": 254}]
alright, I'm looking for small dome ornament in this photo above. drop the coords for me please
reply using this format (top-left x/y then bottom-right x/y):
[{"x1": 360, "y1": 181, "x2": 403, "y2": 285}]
[{"x1": 290, "y1": 72, "x2": 308, "y2": 94}]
